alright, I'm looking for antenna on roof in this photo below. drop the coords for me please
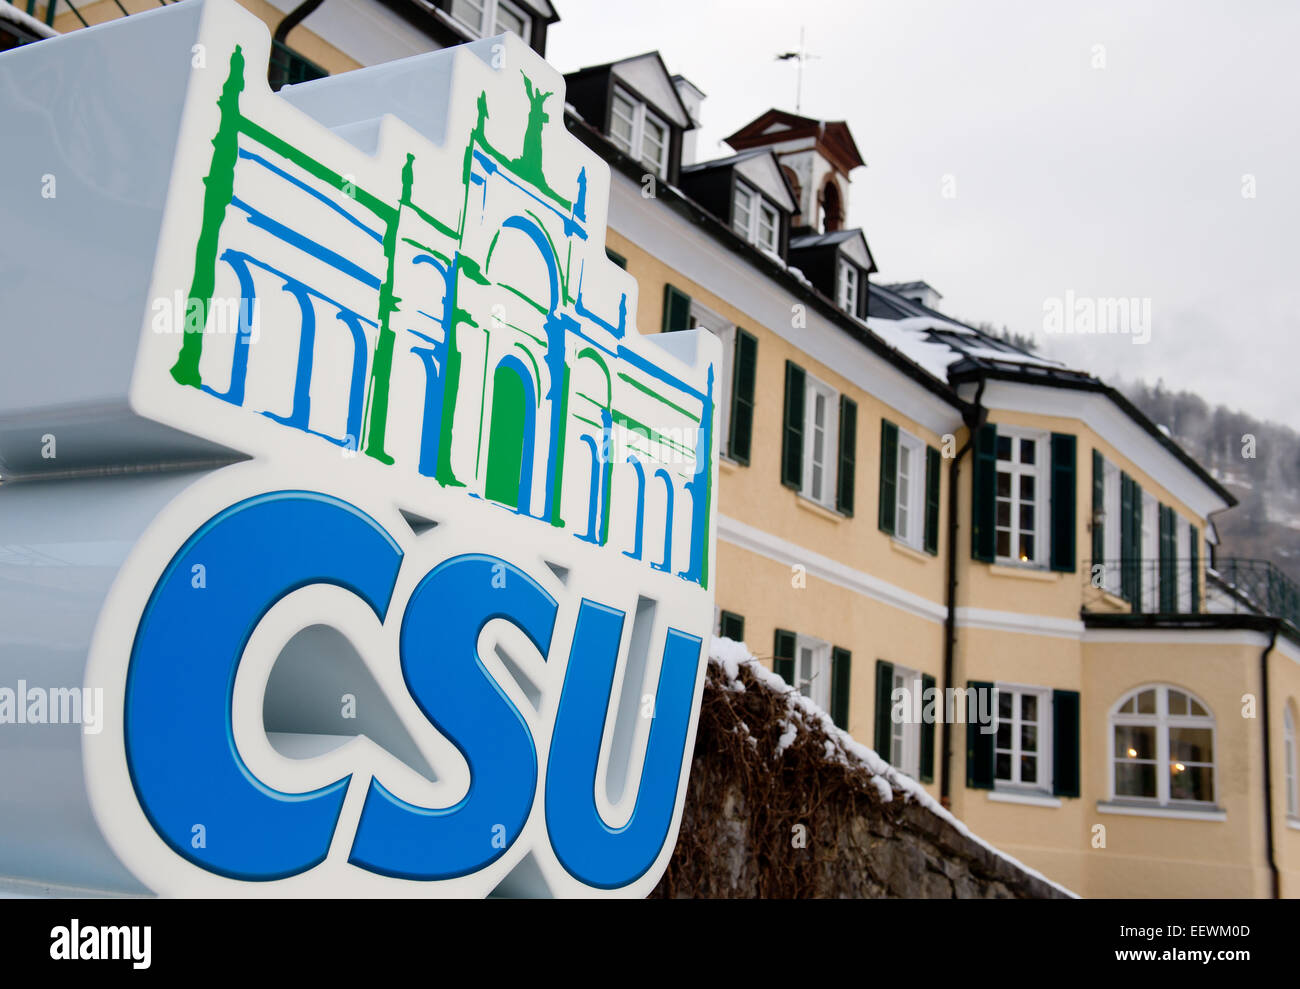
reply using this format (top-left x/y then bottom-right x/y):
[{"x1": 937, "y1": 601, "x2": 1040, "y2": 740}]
[{"x1": 775, "y1": 26, "x2": 819, "y2": 114}]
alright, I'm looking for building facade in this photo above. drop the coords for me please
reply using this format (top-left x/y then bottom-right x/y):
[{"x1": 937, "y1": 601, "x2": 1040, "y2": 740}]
[{"x1": 9, "y1": 0, "x2": 1300, "y2": 899}]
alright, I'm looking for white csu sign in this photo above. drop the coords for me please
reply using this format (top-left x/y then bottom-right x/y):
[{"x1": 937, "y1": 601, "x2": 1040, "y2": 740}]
[{"x1": 0, "y1": 0, "x2": 719, "y2": 898}]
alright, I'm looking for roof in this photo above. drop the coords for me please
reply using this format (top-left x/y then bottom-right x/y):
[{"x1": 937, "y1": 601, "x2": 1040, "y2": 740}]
[
  {"x1": 683, "y1": 147, "x2": 799, "y2": 214},
  {"x1": 789, "y1": 229, "x2": 863, "y2": 249},
  {"x1": 563, "y1": 51, "x2": 694, "y2": 130},
  {"x1": 884, "y1": 280, "x2": 942, "y2": 299},
  {"x1": 866, "y1": 284, "x2": 1236, "y2": 507},
  {"x1": 724, "y1": 109, "x2": 866, "y2": 174}
]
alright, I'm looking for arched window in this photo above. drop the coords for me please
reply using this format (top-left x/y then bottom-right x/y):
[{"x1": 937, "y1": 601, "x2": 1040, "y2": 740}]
[
  {"x1": 781, "y1": 165, "x2": 803, "y2": 223},
  {"x1": 1285, "y1": 702, "x2": 1297, "y2": 818},
  {"x1": 1111, "y1": 686, "x2": 1215, "y2": 805},
  {"x1": 820, "y1": 178, "x2": 843, "y2": 233}
]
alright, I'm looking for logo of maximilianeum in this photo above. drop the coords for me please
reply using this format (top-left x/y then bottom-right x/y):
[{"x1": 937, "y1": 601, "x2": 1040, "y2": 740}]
[{"x1": 164, "y1": 44, "x2": 717, "y2": 582}]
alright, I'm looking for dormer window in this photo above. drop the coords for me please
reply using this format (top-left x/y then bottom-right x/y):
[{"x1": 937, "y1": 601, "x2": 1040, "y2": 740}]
[
  {"x1": 838, "y1": 258, "x2": 858, "y2": 314},
  {"x1": 733, "y1": 181, "x2": 779, "y2": 253},
  {"x1": 609, "y1": 88, "x2": 669, "y2": 178},
  {"x1": 449, "y1": 0, "x2": 532, "y2": 41}
]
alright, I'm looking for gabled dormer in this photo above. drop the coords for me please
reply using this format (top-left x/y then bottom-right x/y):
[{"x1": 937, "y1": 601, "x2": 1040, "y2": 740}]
[
  {"x1": 677, "y1": 148, "x2": 798, "y2": 259},
  {"x1": 724, "y1": 109, "x2": 865, "y2": 235},
  {"x1": 563, "y1": 52, "x2": 697, "y2": 184},
  {"x1": 788, "y1": 229, "x2": 876, "y2": 319}
]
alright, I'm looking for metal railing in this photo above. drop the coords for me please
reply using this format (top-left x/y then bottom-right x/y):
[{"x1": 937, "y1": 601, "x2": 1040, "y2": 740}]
[
  {"x1": 1207, "y1": 558, "x2": 1300, "y2": 629},
  {"x1": 267, "y1": 37, "x2": 328, "y2": 91},
  {"x1": 1082, "y1": 558, "x2": 1201, "y2": 617},
  {"x1": 1082, "y1": 556, "x2": 1300, "y2": 629}
]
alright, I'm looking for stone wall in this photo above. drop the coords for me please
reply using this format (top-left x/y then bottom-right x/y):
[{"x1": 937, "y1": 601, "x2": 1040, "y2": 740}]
[{"x1": 651, "y1": 644, "x2": 1072, "y2": 899}]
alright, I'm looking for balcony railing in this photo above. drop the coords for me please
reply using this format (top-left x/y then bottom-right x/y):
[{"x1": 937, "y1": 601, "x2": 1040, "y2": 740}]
[
  {"x1": 268, "y1": 38, "x2": 328, "y2": 91},
  {"x1": 1082, "y1": 556, "x2": 1300, "y2": 630}
]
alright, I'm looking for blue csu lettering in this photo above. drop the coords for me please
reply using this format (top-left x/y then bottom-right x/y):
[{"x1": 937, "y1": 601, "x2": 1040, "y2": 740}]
[{"x1": 123, "y1": 491, "x2": 702, "y2": 890}]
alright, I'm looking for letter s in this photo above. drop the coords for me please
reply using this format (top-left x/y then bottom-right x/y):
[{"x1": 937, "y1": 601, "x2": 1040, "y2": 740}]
[
  {"x1": 125, "y1": 491, "x2": 402, "y2": 881},
  {"x1": 347, "y1": 554, "x2": 556, "y2": 880}
]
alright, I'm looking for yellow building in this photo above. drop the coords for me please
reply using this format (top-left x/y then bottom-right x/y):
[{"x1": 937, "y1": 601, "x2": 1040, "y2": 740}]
[{"x1": 11, "y1": 0, "x2": 1298, "y2": 899}]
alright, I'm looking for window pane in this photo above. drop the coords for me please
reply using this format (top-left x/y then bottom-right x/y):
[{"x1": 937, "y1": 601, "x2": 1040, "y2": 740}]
[
  {"x1": 999, "y1": 691, "x2": 1013, "y2": 719},
  {"x1": 758, "y1": 205, "x2": 777, "y2": 250},
  {"x1": 996, "y1": 501, "x2": 1010, "y2": 527},
  {"x1": 1020, "y1": 754, "x2": 1037, "y2": 783},
  {"x1": 1019, "y1": 504, "x2": 1035, "y2": 532},
  {"x1": 1019, "y1": 439, "x2": 1036, "y2": 464},
  {"x1": 1170, "y1": 763, "x2": 1213, "y2": 802},
  {"x1": 610, "y1": 96, "x2": 634, "y2": 152},
  {"x1": 495, "y1": 3, "x2": 527, "y2": 36},
  {"x1": 996, "y1": 752, "x2": 1011, "y2": 780},
  {"x1": 1168, "y1": 690, "x2": 1188, "y2": 716},
  {"x1": 996, "y1": 722, "x2": 1011, "y2": 749},
  {"x1": 1119, "y1": 697, "x2": 1135, "y2": 714},
  {"x1": 996, "y1": 530, "x2": 1010, "y2": 558},
  {"x1": 1190, "y1": 698, "x2": 1208, "y2": 717},
  {"x1": 1019, "y1": 474, "x2": 1035, "y2": 501},
  {"x1": 1116, "y1": 761, "x2": 1157, "y2": 798},
  {"x1": 1169, "y1": 727, "x2": 1213, "y2": 763},
  {"x1": 451, "y1": 0, "x2": 486, "y2": 30},
  {"x1": 1137, "y1": 689, "x2": 1156, "y2": 714},
  {"x1": 733, "y1": 188, "x2": 753, "y2": 235},
  {"x1": 1021, "y1": 694, "x2": 1038, "y2": 722},
  {"x1": 1020, "y1": 724, "x2": 1037, "y2": 753},
  {"x1": 997, "y1": 436, "x2": 1012, "y2": 461},
  {"x1": 997, "y1": 472, "x2": 1011, "y2": 497},
  {"x1": 1019, "y1": 534, "x2": 1034, "y2": 562},
  {"x1": 1116, "y1": 724, "x2": 1156, "y2": 760}
]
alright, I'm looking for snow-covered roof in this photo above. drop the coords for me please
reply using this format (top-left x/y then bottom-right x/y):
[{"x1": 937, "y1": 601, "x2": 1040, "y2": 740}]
[{"x1": 865, "y1": 281, "x2": 1067, "y2": 382}]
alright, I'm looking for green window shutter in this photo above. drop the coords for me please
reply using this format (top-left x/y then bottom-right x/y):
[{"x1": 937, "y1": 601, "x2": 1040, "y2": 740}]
[
  {"x1": 1189, "y1": 524, "x2": 1201, "y2": 612},
  {"x1": 920, "y1": 672, "x2": 936, "y2": 782},
  {"x1": 781, "y1": 361, "x2": 806, "y2": 489},
  {"x1": 605, "y1": 248, "x2": 627, "y2": 269},
  {"x1": 1091, "y1": 449, "x2": 1105, "y2": 569},
  {"x1": 662, "y1": 283, "x2": 692, "y2": 333},
  {"x1": 923, "y1": 445, "x2": 941, "y2": 555},
  {"x1": 877, "y1": 419, "x2": 898, "y2": 535},
  {"x1": 1051, "y1": 689, "x2": 1081, "y2": 798},
  {"x1": 971, "y1": 423, "x2": 998, "y2": 562},
  {"x1": 874, "y1": 660, "x2": 894, "y2": 761},
  {"x1": 1129, "y1": 479, "x2": 1144, "y2": 613},
  {"x1": 773, "y1": 628, "x2": 796, "y2": 687},
  {"x1": 728, "y1": 329, "x2": 757, "y2": 465},
  {"x1": 830, "y1": 647, "x2": 852, "y2": 730},
  {"x1": 1159, "y1": 505, "x2": 1176, "y2": 612},
  {"x1": 836, "y1": 396, "x2": 858, "y2": 516},
  {"x1": 1119, "y1": 473, "x2": 1136, "y2": 606},
  {"x1": 965, "y1": 680, "x2": 995, "y2": 789},
  {"x1": 1049, "y1": 433, "x2": 1077, "y2": 572},
  {"x1": 719, "y1": 610, "x2": 745, "y2": 643}
]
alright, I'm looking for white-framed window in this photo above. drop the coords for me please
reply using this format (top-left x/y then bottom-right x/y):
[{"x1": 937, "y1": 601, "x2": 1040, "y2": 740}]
[
  {"x1": 890, "y1": 664, "x2": 922, "y2": 777},
  {"x1": 801, "y1": 374, "x2": 838, "y2": 508},
  {"x1": 732, "y1": 181, "x2": 779, "y2": 253},
  {"x1": 449, "y1": 0, "x2": 532, "y2": 40},
  {"x1": 689, "y1": 302, "x2": 736, "y2": 460},
  {"x1": 838, "y1": 258, "x2": 858, "y2": 314},
  {"x1": 608, "y1": 88, "x2": 669, "y2": 178},
  {"x1": 995, "y1": 430, "x2": 1046, "y2": 565},
  {"x1": 1141, "y1": 492, "x2": 1158, "y2": 611},
  {"x1": 1102, "y1": 459, "x2": 1121, "y2": 594},
  {"x1": 994, "y1": 683, "x2": 1052, "y2": 790},
  {"x1": 894, "y1": 430, "x2": 925, "y2": 550},
  {"x1": 795, "y1": 634, "x2": 832, "y2": 711},
  {"x1": 1285, "y1": 703, "x2": 1298, "y2": 818},
  {"x1": 1110, "y1": 685, "x2": 1216, "y2": 806}
]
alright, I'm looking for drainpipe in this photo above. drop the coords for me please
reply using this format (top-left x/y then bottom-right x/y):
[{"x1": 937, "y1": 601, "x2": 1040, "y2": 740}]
[
  {"x1": 1260, "y1": 620, "x2": 1280, "y2": 899},
  {"x1": 273, "y1": 0, "x2": 326, "y2": 46},
  {"x1": 939, "y1": 374, "x2": 986, "y2": 808}
]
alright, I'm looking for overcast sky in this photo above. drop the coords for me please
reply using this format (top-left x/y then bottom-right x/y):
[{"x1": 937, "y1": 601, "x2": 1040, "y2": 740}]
[{"x1": 547, "y1": 0, "x2": 1300, "y2": 431}]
